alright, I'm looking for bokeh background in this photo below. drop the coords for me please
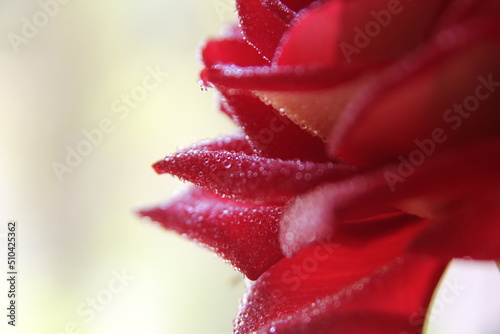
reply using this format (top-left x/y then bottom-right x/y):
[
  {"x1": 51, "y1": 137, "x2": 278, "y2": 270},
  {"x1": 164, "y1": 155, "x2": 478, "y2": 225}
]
[
  {"x1": 1, "y1": 1, "x2": 500, "y2": 334},
  {"x1": 0, "y1": 1, "x2": 245, "y2": 334}
]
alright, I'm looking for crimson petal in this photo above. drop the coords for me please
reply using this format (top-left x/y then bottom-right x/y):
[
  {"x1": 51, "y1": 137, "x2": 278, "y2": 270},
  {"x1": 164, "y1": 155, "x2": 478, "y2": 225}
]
[
  {"x1": 235, "y1": 0, "x2": 291, "y2": 60},
  {"x1": 262, "y1": 257, "x2": 447, "y2": 334},
  {"x1": 275, "y1": 0, "x2": 449, "y2": 66},
  {"x1": 153, "y1": 136, "x2": 354, "y2": 204},
  {"x1": 434, "y1": 0, "x2": 500, "y2": 31},
  {"x1": 201, "y1": 28, "x2": 269, "y2": 68},
  {"x1": 221, "y1": 92, "x2": 329, "y2": 161},
  {"x1": 329, "y1": 19, "x2": 500, "y2": 167},
  {"x1": 139, "y1": 188, "x2": 284, "y2": 280},
  {"x1": 175, "y1": 133, "x2": 255, "y2": 154},
  {"x1": 262, "y1": 0, "x2": 297, "y2": 23},
  {"x1": 281, "y1": 138, "x2": 500, "y2": 258},
  {"x1": 201, "y1": 62, "x2": 385, "y2": 91},
  {"x1": 235, "y1": 214, "x2": 447, "y2": 333},
  {"x1": 411, "y1": 190, "x2": 500, "y2": 260},
  {"x1": 280, "y1": 0, "x2": 317, "y2": 13}
]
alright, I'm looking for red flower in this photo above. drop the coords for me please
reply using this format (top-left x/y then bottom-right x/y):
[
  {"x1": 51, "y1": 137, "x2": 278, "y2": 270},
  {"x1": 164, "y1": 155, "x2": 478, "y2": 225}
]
[{"x1": 140, "y1": 0, "x2": 500, "y2": 333}]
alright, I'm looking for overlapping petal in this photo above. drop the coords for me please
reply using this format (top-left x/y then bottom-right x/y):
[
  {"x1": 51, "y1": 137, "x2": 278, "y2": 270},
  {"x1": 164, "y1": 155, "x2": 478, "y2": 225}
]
[
  {"x1": 201, "y1": 27, "x2": 268, "y2": 68},
  {"x1": 235, "y1": 0, "x2": 323, "y2": 60},
  {"x1": 235, "y1": 213, "x2": 448, "y2": 333},
  {"x1": 252, "y1": 0, "x2": 450, "y2": 139},
  {"x1": 275, "y1": 0, "x2": 450, "y2": 66},
  {"x1": 142, "y1": 1, "x2": 500, "y2": 333},
  {"x1": 410, "y1": 189, "x2": 500, "y2": 260},
  {"x1": 235, "y1": 0, "x2": 291, "y2": 60},
  {"x1": 220, "y1": 92, "x2": 329, "y2": 161},
  {"x1": 435, "y1": 0, "x2": 500, "y2": 31},
  {"x1": 279, "y1": 0, "x2": 317, "y2": 14},
  {"x1": 153, "y1": 135, "x2": 354, "y2": 204},
  {"x1": 201, "y1": 62, "x2": 381, "y2": 92},
  {"x1": 330, "y1": 19, "x2": 500, "y2": 166},
  {"x1": 281, "y1": 138, "x2": 500, "y2": 258},
  {"x1": 139, "y1": 187, "x2": 284, "y2": 280},
  {"x1": 176, "y1": 133, "x2": 254, "y2": 154}
]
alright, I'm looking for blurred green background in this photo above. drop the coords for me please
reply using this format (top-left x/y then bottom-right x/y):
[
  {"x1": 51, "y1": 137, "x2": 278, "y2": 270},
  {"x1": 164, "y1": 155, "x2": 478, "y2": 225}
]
[{"x1": 0, "y1": 1, "x2": 245, "y2": 333}]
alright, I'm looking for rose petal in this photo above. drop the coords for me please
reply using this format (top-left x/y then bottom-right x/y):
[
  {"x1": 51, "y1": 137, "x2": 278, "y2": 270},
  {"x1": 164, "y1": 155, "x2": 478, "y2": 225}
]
[
  {"x1": 201, "y1": 61, "x2": 385, "y2": 91},
  {"x1": 264, "y1": 257, "x2": 447, "y2": 334},
  {"x1": 410, "y1": 189, "x2": 500, "y2": 260},
  {"x1": 153, "y1": 136, "x2": 354, "y2": 204},
  {"x1": 235, "y1": 214, "x2": 447, "y2": 333},
  {"x1": 275, "y1": 0, "x2": 449, "y2": 66},
  {"x1": 139, "y1": 188, "x2": 284, "y2": 280},
  {"x1": 177, "y1": 133, "x2": 254, "y2": 154},
  {"x1": 244, "y1": 0, "x2": 449, "y2": 139},
  {"x1": 221, "y1": 92, "x2": 330, "y2": 161},
  {"x1": 201, "y1": 27, "x2": 268, "y2": 68},
  {"x1": 279, "y1": 0, "x2": 317, "y2": 13},
  {"x1": 330, "y1": 19, "x2": 500, "y2": 167},
  {"x1": 281, "y1": 137, "x2": 500, "y2": 257},
  {"x1": 261, "y1": 0, "x2": 297, "y2": 23},
  {"x1": 253, "y1": 74, "x2": 374, "y2": 140},
  {"x1": 235, "y1": 0, "x2": 290, "y2": 60},
  {"x1": 434, "y1": 0, "x2": 500, "y2": 31}
]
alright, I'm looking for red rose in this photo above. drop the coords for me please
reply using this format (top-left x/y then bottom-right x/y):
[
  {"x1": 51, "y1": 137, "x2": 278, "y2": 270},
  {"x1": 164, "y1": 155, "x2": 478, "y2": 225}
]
[{"x1": 141, "y1": 0, "x2": 500, "y2": 333}]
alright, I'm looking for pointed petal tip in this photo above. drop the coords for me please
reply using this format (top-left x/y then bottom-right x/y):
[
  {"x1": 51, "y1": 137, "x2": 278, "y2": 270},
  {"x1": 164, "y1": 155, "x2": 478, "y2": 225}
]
[
  {"x1": 139, "y1": 188, "x2": 285, "y2": 280},
  {"x1": 152, "y1": 160, "x2": 166, "y2": 174}
]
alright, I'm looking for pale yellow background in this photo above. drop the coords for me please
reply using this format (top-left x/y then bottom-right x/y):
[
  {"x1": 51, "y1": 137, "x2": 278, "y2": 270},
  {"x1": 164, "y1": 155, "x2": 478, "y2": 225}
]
[{"x1": 0, "y1": 1, "x2": 245, "y2": 334}]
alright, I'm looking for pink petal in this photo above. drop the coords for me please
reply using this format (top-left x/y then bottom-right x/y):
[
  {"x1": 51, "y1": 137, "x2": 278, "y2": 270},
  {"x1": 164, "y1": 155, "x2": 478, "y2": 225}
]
[
  {"x1": 330, "y1": 19, "x2": 500, "y2": 167},
  {"x1": 139, "y1": 188, "x2": 284, "y2": 280},
  {"x1": 235, "y1": 213, "x2": 447, "y2": 333},
  {"x1": 153, "y1": 136, "x2": 354, "y2": 204}
]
